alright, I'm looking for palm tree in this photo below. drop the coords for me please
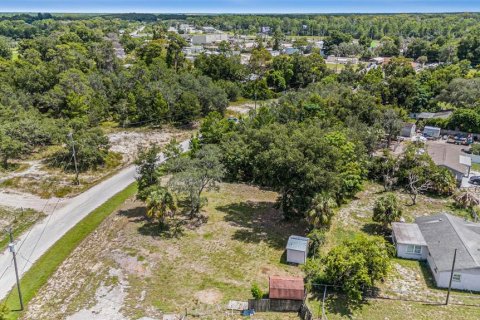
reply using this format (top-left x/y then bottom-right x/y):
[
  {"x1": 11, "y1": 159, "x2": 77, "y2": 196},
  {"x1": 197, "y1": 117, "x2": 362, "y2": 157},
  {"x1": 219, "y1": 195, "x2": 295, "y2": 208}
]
[
  {"x1": 146, "y1": 187, "x2": 177, "y2": 225},
  {"x1": 307, "y1": 193, "x2": 337, "y2": 229},
  {"x1": 454, "y1": 191, "x2": 480, "y2": 209}
]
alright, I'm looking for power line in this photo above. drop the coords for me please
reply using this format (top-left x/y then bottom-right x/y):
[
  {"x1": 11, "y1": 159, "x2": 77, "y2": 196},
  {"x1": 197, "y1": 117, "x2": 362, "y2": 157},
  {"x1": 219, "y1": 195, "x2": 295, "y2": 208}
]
[{"x1": 21, "y1": 198, "x2": 61, "y2": 273}]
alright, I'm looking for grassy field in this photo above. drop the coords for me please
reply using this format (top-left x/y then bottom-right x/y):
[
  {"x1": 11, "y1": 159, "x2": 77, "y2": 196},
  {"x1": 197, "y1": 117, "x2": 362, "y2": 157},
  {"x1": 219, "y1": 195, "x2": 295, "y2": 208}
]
[
  {"x1": 19, "y1": 183, "x2": 305, "y2": 319},
  {"x1": 308, "y1": 182, "x2": 480, "y2": 319},
  {"x1": 2, "y1": 183, "x2": 137, "y2": 320},
  {"x1": 0, "y1": 207, "x2": 44, "y2": 251},
  {"x1": 472, "y1": 162, "x2": 480, "y2": 172}
]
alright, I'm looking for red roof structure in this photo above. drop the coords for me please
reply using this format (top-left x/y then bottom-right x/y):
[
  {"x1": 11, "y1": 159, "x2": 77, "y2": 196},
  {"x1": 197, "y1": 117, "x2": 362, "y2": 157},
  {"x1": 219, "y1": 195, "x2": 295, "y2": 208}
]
[{"x1": 269, "y1": 276, "x2": 305, "y2": 301}]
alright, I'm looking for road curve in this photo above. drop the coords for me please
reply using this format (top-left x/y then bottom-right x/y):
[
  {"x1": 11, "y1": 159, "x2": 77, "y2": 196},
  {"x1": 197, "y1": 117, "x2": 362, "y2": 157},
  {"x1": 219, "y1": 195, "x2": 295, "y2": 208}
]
[{"x1": 0, "y1": 140, "x2": 190, "y2": 300}]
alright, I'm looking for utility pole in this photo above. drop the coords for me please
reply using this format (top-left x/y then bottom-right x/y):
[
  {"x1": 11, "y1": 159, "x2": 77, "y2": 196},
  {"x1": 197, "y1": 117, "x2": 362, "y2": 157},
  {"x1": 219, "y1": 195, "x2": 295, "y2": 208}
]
[
  {"x1": 68, "y1": 132, "x2": 79, "y2": 185},
  {"x1": 445, "y1": 248, "x2": 457, "y2": 305},
  {"x1": 7, "y1": 227, "x2": 24, "y2": 310}
]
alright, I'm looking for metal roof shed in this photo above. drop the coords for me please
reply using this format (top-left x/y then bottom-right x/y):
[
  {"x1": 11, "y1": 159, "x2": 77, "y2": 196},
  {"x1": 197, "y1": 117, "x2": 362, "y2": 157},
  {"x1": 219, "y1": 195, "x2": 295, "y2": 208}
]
[
  {"x1": 286, "y1": 235, "x2": 309, "y2": 264},
  {"x1": 269, "y1": 276, "x2": 305, "y2": 300}
]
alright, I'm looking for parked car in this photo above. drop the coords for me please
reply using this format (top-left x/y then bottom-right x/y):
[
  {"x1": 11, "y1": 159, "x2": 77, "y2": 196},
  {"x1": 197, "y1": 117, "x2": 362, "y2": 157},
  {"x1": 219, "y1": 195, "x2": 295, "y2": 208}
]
[
  {"x1": 455, "y1": 135, "x2": 468, "y2": 145},
  {"x1": 469, "y1": 176, "x2": 480, "y2": 185}
]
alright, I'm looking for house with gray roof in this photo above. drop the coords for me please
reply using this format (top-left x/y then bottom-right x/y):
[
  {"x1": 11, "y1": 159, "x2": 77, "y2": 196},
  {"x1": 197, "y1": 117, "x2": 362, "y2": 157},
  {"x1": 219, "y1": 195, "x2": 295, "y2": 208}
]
[
  {"x1": 286, "y1": 235, "x2": 309, "y2": 264},
  {"x1": 393, "y1": 213, "x2": 480, "y2": 291},
  {"x1": 392, "y1": 222, "x2": 428, "y2": 260}
]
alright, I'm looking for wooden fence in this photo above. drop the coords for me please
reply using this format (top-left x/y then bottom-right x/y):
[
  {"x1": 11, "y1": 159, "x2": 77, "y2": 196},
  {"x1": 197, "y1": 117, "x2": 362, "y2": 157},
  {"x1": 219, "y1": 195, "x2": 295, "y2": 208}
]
[
  {"x1": 248, "y1": 298, "x2": 304, "y2": 312},
  {"x1": 299, "y1": 303, "x2": 314, "y2": 320}
]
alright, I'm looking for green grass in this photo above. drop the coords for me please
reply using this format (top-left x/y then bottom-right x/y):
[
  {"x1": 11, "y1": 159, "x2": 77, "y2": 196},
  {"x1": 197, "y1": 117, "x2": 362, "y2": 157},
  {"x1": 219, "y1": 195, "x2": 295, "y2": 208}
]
[
  {"x1": 0, "y1": 208, "x2": 45, "y2": 251},
  {"x1": 1, "y1": 183, "x2": 137, "y2": 319},
  {"x1": 472, "y1": 163, "x2": 480, "y2": 172}
]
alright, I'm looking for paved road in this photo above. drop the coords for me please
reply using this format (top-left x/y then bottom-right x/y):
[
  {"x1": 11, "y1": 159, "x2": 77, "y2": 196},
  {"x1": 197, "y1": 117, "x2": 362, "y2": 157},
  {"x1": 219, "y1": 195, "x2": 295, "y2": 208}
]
[{"x1": 0, "y1": 140, "x2": 190, "y2": 300}]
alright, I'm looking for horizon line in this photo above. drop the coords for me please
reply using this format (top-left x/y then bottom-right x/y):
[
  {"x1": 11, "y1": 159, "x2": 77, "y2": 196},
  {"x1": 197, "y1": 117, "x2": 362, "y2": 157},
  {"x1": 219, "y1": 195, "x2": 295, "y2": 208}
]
[{"x1": 1, "y1": 11, "x2": 479, "y2": 15}]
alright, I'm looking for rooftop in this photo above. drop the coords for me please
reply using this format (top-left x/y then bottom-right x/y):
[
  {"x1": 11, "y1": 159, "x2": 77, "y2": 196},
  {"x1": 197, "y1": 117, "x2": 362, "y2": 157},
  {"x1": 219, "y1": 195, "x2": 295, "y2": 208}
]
[
  {"x1": 426, "y1": 142, "x2": 469, "y2": 175},
  {"x1": 414, "y1": 110, "x2": 453, "y2": 120},
  {"x1": 286, "y1": 235, "x2": 309, "y2": 252},
  {"x1": 269, "y1": 276, "x2": 304, "y2": 300},
  {"x1": 416, "y1": 213, "x2": 480, "y2": 272},
  {"x1": 392, "y1": 222, "x2": 427, "y2": 246}
]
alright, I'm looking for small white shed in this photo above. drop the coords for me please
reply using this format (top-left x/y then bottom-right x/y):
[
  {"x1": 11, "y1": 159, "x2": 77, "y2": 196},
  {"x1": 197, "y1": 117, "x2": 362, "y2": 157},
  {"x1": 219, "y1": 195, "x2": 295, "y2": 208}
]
[{"x1": 286, "y1": 235, "x2": 309, "y2": 264}]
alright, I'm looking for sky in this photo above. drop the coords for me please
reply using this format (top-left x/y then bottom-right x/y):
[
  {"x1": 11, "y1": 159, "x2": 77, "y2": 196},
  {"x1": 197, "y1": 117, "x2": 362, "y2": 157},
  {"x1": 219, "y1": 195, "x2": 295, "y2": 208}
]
[{"x1": 0, "y1": 0, "x2": 479, "y2": 13}]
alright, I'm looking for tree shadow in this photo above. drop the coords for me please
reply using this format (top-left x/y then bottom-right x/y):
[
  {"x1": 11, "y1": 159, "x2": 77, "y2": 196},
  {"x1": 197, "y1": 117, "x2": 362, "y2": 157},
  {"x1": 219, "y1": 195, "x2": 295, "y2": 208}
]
[
  {"x1": 362, "y1": 223, "x2": 390, "y2": 238},
  {"x1": 312, "y1": 291, "x2": 363, "y2": 318},
  {"x1": 117, "y1": 206, "x2": 185, "y2": 239},
  {"x1": 216, "y1": 201, "x2": 308, "y2": 250}
]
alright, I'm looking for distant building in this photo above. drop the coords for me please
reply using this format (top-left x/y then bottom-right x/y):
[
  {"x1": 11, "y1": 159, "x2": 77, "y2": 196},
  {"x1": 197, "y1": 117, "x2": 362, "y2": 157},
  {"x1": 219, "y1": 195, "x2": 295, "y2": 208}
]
[
  {"x1": 182, "y1": 46, "x2": 204, "y2": 55},
  {"x1": 423, "y1": 126, "x2": 441, "y2": 138},
  {"x1": 202, "y1": 26, "x2": 217, "y2": 33},
  {"x1": 394, "y1": 213, "x2": 480, "y2": 291},
  {"x1": 179, "y1": 24, "x2": 195, "y2": 34},
  {"x1": 261, "y1": 26, "x2": 271, "y2": 34},
  {"x1": 410, "y1": 110, "x2": 454, "y2": 120},
  {"x1": 326, "y1": 56, "x2": 359, "y2": 64},
  {"x1": 286, "y1": 235, "x2": 309, "y2": 264},
  {"x1": 192, "y1": 33, "x2": 229, "y2": 45},
  {"x1": 400, "y1": 123, "x2": 416, "y2": 138},
  {"x1": 284, "y1": 48, "x2": 300, "y2": 55}
]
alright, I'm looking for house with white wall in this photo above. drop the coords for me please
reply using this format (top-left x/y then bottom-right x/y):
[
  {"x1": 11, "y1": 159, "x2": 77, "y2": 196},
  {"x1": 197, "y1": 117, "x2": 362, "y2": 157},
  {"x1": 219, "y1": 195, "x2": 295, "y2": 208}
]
[
  {"x1": 392, "y1": 213, "x2": 480, "y2": 291},
  {"x1": 392, "y1": 222, "x2": 428, "y2": 260}
]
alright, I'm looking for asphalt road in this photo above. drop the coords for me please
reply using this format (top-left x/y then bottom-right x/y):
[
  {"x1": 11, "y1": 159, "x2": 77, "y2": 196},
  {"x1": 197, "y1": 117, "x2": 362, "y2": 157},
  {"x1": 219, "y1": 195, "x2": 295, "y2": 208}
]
[{"x1": 0, "y1": 139, "x2": 190, "y2": 300}]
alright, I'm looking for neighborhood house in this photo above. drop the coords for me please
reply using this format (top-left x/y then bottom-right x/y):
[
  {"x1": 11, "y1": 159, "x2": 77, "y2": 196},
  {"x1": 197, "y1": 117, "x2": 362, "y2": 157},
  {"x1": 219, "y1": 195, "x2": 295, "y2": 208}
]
[{"x1": 393, "y1": 213, "x2": 480, "y2": 291}]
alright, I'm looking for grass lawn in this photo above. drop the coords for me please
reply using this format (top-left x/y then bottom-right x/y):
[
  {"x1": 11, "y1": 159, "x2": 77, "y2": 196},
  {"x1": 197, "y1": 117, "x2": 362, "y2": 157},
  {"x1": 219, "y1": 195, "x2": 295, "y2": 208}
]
[
  {"x1": 309, "y1": 182, "x2": 480, "y2": 319},
  {"x1": 19, "y1": 183, "x2": 306, "y2": 319},
  {"x1": 326, "y1": 63, "x2": 345, "y2": 72},
  {"x1": 472, "y1": 162, "x2": 480, "y2": 172},
  {"x1": 2, "y1": 183, "x2": 137, "y2": 320},
  {"x1": 0, "y1": 207, "x2": 45, "y2": 251}
]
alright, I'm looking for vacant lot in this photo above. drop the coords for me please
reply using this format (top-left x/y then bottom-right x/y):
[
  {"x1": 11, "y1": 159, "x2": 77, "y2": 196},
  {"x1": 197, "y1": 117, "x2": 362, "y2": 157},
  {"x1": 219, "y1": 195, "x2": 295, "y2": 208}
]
[
  {"x1": 0, "y1": 127, "x2": 193, "y2": 199},
  {"x1": 0, "y1": 206, "x2": 44, "y2": 250},
  {"x1": 311, "y1": 182, "x2": 480, "y2": 320},
  {"x1": 22, "y1": 183, "x2": 305, "y2": 319}
]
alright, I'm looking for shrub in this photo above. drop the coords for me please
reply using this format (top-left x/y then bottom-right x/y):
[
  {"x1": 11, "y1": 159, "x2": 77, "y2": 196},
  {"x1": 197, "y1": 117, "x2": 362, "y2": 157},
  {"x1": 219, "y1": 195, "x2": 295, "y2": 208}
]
[
  {"x1": 373, "y1": 193, "x2": 402, "y2": 228},
  {"x1": 251, "y1": 283, "x2": 263, "y2": 300},
  {"x1": 471, "y1": 143, "x2": 480, "y2": 156}
]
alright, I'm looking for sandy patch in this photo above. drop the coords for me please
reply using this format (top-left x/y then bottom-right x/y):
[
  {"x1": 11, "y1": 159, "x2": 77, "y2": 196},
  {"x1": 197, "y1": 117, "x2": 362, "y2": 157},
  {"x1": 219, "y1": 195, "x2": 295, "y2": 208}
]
[{"x1": 194, "y1": 289, "x2": 223, "y2": 305}]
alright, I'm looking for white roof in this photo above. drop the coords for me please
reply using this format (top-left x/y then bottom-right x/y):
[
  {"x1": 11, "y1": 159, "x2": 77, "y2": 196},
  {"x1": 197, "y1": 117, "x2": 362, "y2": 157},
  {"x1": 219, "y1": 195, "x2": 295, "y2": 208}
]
[
  {"x1": 392, "y1": 222, "x2": 427, "y2": 246},
  {"x1": 460, "y1": 155, "x2": 472, "y2": 167}
]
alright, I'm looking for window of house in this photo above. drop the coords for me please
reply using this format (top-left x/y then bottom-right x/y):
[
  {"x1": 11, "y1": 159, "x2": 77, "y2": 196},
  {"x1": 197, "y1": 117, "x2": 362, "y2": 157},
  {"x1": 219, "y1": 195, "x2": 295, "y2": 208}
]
[
  {"x1": 452, "y1": 274, "x2": 461, "y2": 282},
  {"x1": 406, "y1": 245, "x2": 422, "y2": 254}
]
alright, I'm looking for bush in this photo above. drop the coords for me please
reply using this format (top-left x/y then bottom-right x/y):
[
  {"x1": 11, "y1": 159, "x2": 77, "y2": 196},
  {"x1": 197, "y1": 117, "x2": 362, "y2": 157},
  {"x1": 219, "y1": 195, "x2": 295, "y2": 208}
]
[
  {"x1": 471, "y1": 143, "x2": 480, "y2": 156},
  {"x1": 323, "y1": 234, "x2": 392, "y2": 304},
  {"x1": 251, "y1": 283, "x2": 263, "y2": 299},
  {"x1": 372, "y1": 193, "x2": 402, "y2": 228},
  {"x1": 0, "y1": 304, "x2": 9, "y2": 320}
]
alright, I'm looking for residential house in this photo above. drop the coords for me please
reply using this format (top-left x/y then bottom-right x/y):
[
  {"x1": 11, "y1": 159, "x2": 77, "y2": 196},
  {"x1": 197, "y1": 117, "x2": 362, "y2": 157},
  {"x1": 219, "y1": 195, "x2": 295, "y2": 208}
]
[
  {"x1": 392, "y1": 222, "x2": 428, "y2": 260},
  {"x1": 426, "y1": 142, "x2": 471, "y2": 182},
  {"x1": 392, "y1": 213, "x2": 480, "y2": 291}
]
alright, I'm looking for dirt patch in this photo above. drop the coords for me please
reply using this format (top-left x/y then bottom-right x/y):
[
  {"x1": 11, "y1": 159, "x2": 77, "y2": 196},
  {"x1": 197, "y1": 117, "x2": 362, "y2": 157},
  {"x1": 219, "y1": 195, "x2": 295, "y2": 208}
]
[
  {"x1": 108, "y1": 127, "x2": 195, "y2": 164},
  {"x1": 194, "y1": 289, "x2": 223, "y2": 305}
]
